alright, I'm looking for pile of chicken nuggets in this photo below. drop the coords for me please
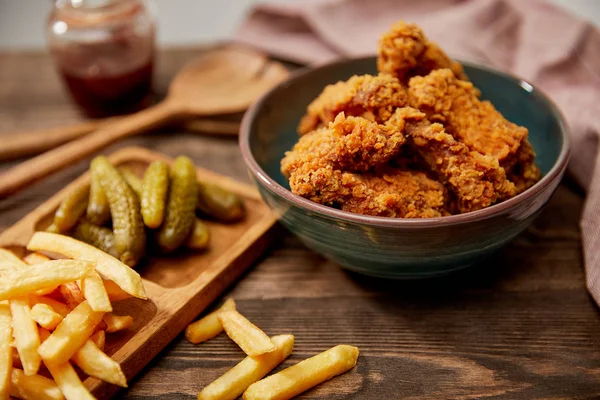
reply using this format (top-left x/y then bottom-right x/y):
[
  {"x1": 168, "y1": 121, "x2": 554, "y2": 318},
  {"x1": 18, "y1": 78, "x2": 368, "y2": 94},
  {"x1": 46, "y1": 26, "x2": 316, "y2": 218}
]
[{"x1": 281, "y1": 21, "x2": 540, "y2": 218}]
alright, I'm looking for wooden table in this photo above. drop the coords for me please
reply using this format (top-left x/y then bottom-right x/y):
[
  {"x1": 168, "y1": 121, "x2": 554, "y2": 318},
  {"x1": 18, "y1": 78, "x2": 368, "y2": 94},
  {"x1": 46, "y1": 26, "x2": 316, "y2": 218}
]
[{"x1": 1, "y1": 48, "x2": 599, "y2": 400}]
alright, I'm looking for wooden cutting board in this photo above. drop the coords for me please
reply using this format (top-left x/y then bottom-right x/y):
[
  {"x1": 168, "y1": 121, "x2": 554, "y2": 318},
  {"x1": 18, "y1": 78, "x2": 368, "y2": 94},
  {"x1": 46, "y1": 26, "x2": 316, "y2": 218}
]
[{"x1": 0, "y1": 146, "x2": 279, "y2": 398}]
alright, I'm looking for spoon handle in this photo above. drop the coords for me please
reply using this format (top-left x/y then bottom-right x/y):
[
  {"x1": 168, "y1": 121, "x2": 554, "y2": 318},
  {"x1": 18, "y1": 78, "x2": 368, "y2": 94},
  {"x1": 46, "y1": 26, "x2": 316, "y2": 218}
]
[
  {"x1": 0, "y1": 120, "x2": 107, "y2": 161},
  {"x1": 0, "y1": 100, "x2": 183, "y2": 198}
]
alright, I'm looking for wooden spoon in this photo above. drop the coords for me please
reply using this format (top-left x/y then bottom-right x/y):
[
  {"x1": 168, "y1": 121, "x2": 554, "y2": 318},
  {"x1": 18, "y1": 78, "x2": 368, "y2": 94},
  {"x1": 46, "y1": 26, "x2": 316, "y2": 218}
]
[
  {"x1": 0, "y1": 118, "x2": 241, "y2": 161},
  {"x1": 0, "y1": 46, "x2": 288, "y2": 197}
]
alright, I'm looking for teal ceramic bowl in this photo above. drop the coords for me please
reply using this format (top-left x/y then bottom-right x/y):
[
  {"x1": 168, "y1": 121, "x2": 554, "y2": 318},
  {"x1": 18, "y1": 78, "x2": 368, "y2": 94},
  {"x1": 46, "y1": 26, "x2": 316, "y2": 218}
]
[{"x1": 240, "y1": 57, "x2": 570, "y2": 278}]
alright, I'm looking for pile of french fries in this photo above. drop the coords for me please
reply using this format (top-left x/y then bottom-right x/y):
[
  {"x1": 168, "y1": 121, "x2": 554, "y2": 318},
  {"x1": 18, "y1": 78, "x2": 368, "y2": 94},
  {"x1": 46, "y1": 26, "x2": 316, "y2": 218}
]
[
  {"x1": 186, "y1": 299, "x2": 359, "y2": 400},
  {"x1": 0, "y1": 231, "x2": 147, "y2": 400}
]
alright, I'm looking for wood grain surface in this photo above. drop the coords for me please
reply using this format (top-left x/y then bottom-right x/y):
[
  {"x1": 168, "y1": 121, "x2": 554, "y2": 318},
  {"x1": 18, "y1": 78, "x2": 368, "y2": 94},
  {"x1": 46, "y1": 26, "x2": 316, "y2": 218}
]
[{"x1": 1, "y1": 48, "x2": 599, "y2": 400}]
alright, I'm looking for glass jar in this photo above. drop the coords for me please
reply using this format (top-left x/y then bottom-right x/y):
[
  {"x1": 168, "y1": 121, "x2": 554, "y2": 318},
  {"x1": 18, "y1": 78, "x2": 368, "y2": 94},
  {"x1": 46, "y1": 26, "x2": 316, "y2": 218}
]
[{"x1": 47, "y1": 0, "x2": 157, "y2": 118}]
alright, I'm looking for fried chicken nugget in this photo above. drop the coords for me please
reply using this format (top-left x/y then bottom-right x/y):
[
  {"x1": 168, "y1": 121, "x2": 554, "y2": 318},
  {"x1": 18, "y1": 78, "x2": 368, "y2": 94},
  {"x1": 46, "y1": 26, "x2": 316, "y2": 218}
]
[
  {"x1": 282, "y1": 114, "x2": 448, "y2": 218},
  {"x1": 508, "y1": 140, "x2": 541, "y2": 193},
  {"x1": 377, "y1": 21, "x2": 467, "y2": 84},
  {"x1": 388, "y1": 107, "x2": 516, "y2": 212},
  {"x1": 408, "y1": 69, "x2": 530, "y2": 165},
  {"x1": 297, "y1": 74, "x2": 408, "y2": 135}
]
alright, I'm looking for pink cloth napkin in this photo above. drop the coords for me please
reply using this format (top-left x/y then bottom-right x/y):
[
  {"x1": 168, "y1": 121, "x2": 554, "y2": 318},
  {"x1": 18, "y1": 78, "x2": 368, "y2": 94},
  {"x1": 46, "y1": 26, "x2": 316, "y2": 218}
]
[{"x1": 235, "y1": 0, "x2": 600, "y2": 304}]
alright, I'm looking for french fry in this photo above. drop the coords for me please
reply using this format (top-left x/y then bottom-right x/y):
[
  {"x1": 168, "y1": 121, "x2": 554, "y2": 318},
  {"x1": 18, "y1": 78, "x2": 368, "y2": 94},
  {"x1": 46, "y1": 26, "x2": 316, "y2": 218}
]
[
  {"x1": 29, "y1": 296, "x2": 70, "y2": 318},
  {"x1": 0, "y1": 260, "x2": 94, "y2": 301},
  {"x1": 72, "y1": 339, "x2": 127, "y2": 387},
  {"x1": 102, "y1": 313, "x2": 133, "y2": 333},
  {"x1": 31, "y1": 304, "x2": 64, "y2": 330},
  {"x1": 38, "y1": 301, "x2": 104, "y2": 365},
  {"x1": 10, "y1": 368, "x2": 64, "y2": 400},
  {"x1": 90, "y1": 330, "x2": 105, "y2": 351},
  {"x1": 12, "y1": 351, "x2": 22, "y2": 369},
  {"x1": 38, "y1": 327, "x2": 52, "y2": 342},
  {"x1": 0, "y1": 248, "x2": 25, "y2": 270},
  {"x1": 23, "y1": 253, "x2": 58, "y2": 296},
  {"x1": 80, "y1": 271, "x2": 112, "y2": 312},
  {"x1": 45, "y1": 361, "x2": 96, "y2": 400},
  {"x1": 0, "y1": 301, "x2": 12, "y2": 400},
  {"x1": 103, "y1": 279, "x2": 132, "y2": 302},
  {"x1": 10, "y1": 298, "x2": 41, "y2": 376},
  {"x1": 58, "y1": 282, "x2": 85, "y2": 310},
  {"x1": 186, "y1": 298, "x2": 236, "y2": 344},
  {"x1": 22, "y1": 252, "x2": 51, "y2": 265},
  {"x1": 27, "y1": 232, "x2": 147, "y2": 299},
  {"x1": 198, "y1": 334, "x2": 294, "y2": 400},
  {"x1": 243, "y1": 345, "x2": 359, "y2": 400},
  {"x1": 218, "y1": 310, "x2": 275, "y2": 357}
]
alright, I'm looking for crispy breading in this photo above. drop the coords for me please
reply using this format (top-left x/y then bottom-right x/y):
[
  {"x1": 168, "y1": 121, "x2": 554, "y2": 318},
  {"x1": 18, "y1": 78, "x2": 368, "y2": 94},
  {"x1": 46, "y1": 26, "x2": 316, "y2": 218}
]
[
  {"x1": 407, "y1": 68, "x2": 529, "y2": 166},
  {"x1": 340, "y1": 169, "x2": 448, "y2": 218},
  {"x1": 377, "y1": 21, "x2": 467, "y2": 83},
  {"x1": 282, "y1": 114, "x2": 448, "y2": 218},
  {"x1": 508, "y1": 139, "x2": 541, "y2": 193},
  {"x1": 284, "y1": 113, "x2": 405, "y2": 175},
  {"x1": 330, "y1": 113, "x2": 405, "y2": 171},
  {"x1": 297, "y1": 74, "x2": 408, "y2": 135},
  {"x1": 389, "y1": 107, "x2": 516, "y2": 212}
]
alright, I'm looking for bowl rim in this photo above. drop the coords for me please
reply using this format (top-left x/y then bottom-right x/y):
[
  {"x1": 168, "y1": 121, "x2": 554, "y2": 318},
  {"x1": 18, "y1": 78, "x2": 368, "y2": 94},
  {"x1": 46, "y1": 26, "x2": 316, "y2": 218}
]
[{"x1": 239, "y1": 56, "x2": 571, "y2": 228}]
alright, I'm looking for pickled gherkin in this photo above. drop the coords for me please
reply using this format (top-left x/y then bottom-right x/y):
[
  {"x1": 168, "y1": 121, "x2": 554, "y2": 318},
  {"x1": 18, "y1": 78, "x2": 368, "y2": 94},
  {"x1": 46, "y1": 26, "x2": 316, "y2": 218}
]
[
  {"x1": 87, "y1": 173, "x2": 111, "y2": 226},
  {"x1": 91, "y1": 156, "x2": 146, "y2": 267},
  {"x1": 196, "y1": 183, "x2": 245, "y2": 222},
  {"x1": 119, "y1": 168, "x2": 143, "y2": 197},
  {"x1": 185, "y1": 219, "x2": 210, "y2": 250},
  {"x1": 53, "y1": 183, "x2": 89, "y2": 233},
  {"x1": 73, "y1": 220, "x2": 119, "y2": 258},
  {"x1": 141, "y1": 161, "x2": 169, "y2": 229},
  {"x1": 157, "y1": 156, "x2": 198, "y2": 252}
]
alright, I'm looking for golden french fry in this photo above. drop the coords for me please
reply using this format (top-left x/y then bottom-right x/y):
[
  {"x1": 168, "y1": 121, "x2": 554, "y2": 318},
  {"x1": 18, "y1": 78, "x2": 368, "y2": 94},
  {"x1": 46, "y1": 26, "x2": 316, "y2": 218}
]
[
  {"x1": 80, "y1": 271, "x2": 112, "y2": 312},
  {"x1": 103, "y1": 279, "x2": 132, "y2": 302},
  {"x1": 102, "y1": 313, "x2": 133, "y2": 333},
  {"x1": 90, "y1": 330, "x2": 105, "y2": 351},
  {"x1": 218, "y1": 310, "x2": 275, "y2": 357},
  {"x1": 243, "y1": 345, "x2": 359, "y2": 400},
  {"x1": 12, "y1": 351, "x2": 22, "y2": 369},
  {"x1": 45, "y1": 361, "x2": 96, "y2": 400},
  {"x1": 22, "y1": 253, "x2": 58, "y2": 296},
  {"x1": 27, "y1": 232, "x2": 147, "y2": 299},
  {"x1": 38, "y1": 301, "x2": 104, "y2": 365},
  {"x1": 0, "y1": 260, "x2": 94, "y2": 301},
  {"x1": 10, "y1": 298, "x2": 41, "y2": 376},
  {"x1": 22, "y1": 252, "x2": 51, "y2": 265},
  {"x1": 0, "y1": 301, "x2": 12, "y2": 399},
  {"x1": 198, "y1": 334, "x2": 294, "y2": 400},
  {"x1": 10, "y1": 368, "x2": 64, "y2": 400},
  {"x1": 72, "y1": 339, "x2": 127, "y2": 387},
  {"x1": 29, "y1": 296, "x2": 70, "y2": 318},
  {"x1": 185, "y1": 298, "x2": 236, "y2": 344},
  {"x1": 0, "y1": 248, "x2": 26, "y2": 270},
  {"x1": 57, "y1": 282, "x2": 85, "y2": 310},
  {"x1": 31, "y1": 304, "x2": 64, "y2": 330},
  {"x1": 38, "y1": 327, "x2": 52, "y2": 342}
]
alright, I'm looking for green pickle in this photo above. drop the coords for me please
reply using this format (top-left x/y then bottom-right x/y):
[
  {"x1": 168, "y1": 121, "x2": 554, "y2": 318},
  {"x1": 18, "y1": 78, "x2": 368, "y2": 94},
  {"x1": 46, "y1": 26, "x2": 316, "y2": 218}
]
[
  {"x1": 73, "y1": 220, "x2": 119, "y2": 258},
  {"x1": 86, "y1": 173, "x2": 111, "y2": 226},
  {"x1": 91, "y1": 156, "x2": 146, "y2": 267},
  {"x1": 53, "y1": 183, "x2": 89, "y2": 233},
  {"x1": 158, "y1": 156, "x2": 199, "y2": 252},
  {"x1": 141, "y1": 161, "x2": 169, "y2": 229},
  {"x1": 197, "y1": 183, "x2": 245, "y2": 222},
  {"x1": 119, "y1": 168, "x2": 143, "y2": 197},
  {"x1": 185, "y1": 219, "x2": 210, "y2": 250}
]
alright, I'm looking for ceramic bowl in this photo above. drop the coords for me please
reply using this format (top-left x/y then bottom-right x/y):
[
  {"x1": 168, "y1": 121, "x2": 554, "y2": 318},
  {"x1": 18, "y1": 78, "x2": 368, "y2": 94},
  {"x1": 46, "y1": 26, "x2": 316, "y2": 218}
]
[{"x1": 240, "y1": 57, "x2": 570, "y2": 278}]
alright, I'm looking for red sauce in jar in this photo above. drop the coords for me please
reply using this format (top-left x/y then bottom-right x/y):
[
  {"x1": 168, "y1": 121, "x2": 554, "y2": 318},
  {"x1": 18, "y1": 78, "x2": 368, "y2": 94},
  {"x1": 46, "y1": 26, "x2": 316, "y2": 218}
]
[
  {"x1": 48, "y1": 0, "x2": 156, "y2": 118},
  {"x1": 60, "y1": 59, "x2": 153, "y2": 118}
]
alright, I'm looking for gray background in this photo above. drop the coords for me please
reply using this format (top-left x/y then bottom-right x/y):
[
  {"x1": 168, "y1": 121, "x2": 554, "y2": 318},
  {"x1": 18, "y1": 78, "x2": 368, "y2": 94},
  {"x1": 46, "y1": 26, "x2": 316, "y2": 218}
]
[{"x1": 0, "y1": 0, "x2": 599, "y2": 50}]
